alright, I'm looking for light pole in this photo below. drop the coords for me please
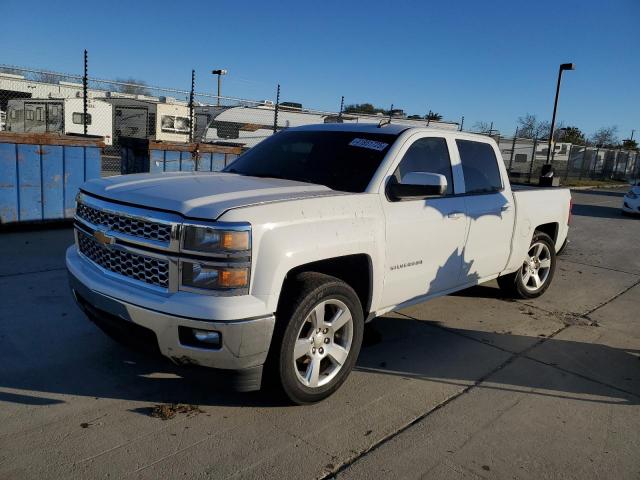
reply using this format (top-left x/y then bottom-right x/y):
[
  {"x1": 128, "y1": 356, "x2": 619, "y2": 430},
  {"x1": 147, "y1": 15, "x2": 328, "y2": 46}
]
[
  {"x1": 546, "y1": 63, "x2": 575, "y2": 164},
  {"x1": 211, "y1": 69, "x2": 227, "y2": 106}
]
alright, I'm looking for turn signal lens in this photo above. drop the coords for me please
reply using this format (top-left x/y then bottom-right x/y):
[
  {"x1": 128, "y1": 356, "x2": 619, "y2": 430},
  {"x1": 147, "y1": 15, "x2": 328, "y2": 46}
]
[
  {"x1": 181, "y1": 262, "x2": 249, "y2": 291},
  {"x1": 219, "y1": 268, "x2": 249, "y2": 288},
  {"x1": 221, "y1": 231, "x2": 250, "y2": 250}
]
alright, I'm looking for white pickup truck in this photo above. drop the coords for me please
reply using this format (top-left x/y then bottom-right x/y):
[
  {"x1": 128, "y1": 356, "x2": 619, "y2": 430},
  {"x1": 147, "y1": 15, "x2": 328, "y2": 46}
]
[{"x1": 67, "y1": 123, "x2": 571, "y2": 404}]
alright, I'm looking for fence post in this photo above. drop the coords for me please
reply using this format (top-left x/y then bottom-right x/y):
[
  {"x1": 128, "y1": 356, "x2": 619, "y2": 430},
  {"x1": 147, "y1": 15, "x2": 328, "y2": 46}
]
[
  {"x1": 273, "y1": 84, "x2": 280, "y2": 133},
  {"x1": 507, "y1": 128, "x2": 518, "y2": 172},
  {"x1": 83, "y1": 49, "x2": 88, "y2": 135},
  {"x1": 563, "y1": 145, "x2": 572, "y2": 182},
  {"x1": 590, "y1": 147, "x2": 599, "y2": 179},
  {"x1": 189, "y1": 69, "x2": 195, "y2": 143},
  {"x1": 612, "y1": 150, "x2": 620, "y2": 179},
  {"x1": 633, "y1": 152, "x2": 640, "y2": 183},
  {"x1": 622, "y1": 151, "x2": 630, "y2": 180},
  {"x1": 527, "y1": 138, "x2": 538, "y2": 184},
  {"x1": 578, "y1": 147, "x2": 588, "y2": 180}
]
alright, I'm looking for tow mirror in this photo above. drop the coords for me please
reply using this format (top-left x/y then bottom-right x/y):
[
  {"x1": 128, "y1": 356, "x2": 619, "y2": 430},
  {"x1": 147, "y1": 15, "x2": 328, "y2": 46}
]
[{"x1": 387, "y1": 172, "x2": 448, "y2": 201}]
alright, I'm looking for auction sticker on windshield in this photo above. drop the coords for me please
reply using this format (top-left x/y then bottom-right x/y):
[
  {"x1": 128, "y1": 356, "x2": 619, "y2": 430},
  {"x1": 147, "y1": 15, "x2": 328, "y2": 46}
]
[{"x1": 349, "y1": 138, "x2": 389, "y2": 151}]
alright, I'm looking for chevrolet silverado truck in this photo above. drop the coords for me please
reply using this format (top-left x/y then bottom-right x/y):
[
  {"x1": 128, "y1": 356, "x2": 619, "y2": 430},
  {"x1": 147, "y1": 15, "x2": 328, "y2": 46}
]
[{"x1": 67, "y1": 123, "x2": 571, "y2": 404}]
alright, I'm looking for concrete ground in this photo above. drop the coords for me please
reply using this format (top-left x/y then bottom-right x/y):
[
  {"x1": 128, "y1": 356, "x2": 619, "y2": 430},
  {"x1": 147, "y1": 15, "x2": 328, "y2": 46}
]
[{"x1": 1, "y1": 187, "x2": 639, "y2": 479}]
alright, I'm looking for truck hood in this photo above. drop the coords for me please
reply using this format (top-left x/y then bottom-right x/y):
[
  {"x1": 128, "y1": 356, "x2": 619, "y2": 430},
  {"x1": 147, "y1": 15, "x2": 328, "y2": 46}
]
[{"x1": 81, "y1": 172, "x2": 341, "y2": 220}]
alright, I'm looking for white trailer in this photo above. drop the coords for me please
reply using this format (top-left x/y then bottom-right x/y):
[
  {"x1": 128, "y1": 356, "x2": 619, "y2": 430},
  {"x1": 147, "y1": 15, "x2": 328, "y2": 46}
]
[
  {"x1": 103, "y1": 96, "x2": 191, "y2": 145},
  {"x1": 200, "y1": 105, "x2": 459, "y2": 147},
  {"x1": 5, "y1": 97, "x2": 113, "y2": 145}
]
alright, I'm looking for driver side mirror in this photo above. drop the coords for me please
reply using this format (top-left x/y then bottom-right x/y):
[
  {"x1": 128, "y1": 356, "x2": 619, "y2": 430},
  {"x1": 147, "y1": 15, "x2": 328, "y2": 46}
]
[{"x1": 386, "y1": 172, "x2": 448, "y2": 201}]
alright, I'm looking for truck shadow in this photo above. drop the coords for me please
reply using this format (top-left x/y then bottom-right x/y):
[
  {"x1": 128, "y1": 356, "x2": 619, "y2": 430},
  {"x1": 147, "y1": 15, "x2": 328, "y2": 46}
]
[
  {"x1": 1, "y1": 308, "x2": 637, "y2": 408},
  {"x1": 573, "y1": 189, "x2": 627, "y2": 198},
  {"x1": 356, "y1": 315, "x2": 639, "y2": 406},
  {"x1": 571, "y1": 203, "x2": 635, "y2": 220}
]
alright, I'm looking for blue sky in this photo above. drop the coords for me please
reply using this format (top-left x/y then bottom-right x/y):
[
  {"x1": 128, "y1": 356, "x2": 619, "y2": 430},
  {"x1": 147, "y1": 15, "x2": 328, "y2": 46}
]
[{"x1": 1, "y1": 0, "x2": 638, "y2": 139}]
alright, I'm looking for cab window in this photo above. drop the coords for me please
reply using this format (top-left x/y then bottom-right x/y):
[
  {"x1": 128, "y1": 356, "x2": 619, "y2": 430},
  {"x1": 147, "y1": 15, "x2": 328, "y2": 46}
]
[
  {"x1": 393, "y1": 137, "x2": 453, "y2": 195},
  {"x1": 456, "y1": 140, "x2": 502, "y2": 194}
]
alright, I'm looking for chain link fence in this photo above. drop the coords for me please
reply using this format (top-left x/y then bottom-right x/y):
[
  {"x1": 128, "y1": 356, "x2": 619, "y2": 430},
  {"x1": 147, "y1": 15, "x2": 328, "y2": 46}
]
[
  {"x1": 495, "y1": 135, "x2": 640, "y2": 185},
  {"x1": 1, "y1": 63, "x2": 638, "y2": 185}
]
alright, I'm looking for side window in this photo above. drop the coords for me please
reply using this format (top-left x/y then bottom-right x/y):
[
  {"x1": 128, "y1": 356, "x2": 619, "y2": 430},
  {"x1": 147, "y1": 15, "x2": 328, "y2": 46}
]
[
  {"x1": 393, "y1": 137, "x2": 453, "y2": 195},
  {"x1": 456, "y1": 140, "x2": 503, "y2": 194},
  {"x1": 72, "y1": 113, "x2": 92, "y2": 125}
]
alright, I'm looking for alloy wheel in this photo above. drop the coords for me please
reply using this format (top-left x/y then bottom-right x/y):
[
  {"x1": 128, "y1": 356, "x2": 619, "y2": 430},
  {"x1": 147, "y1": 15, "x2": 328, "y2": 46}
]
[
  {"x1": 292, "y1": 299, "x2": 354, "y2": 388},
  {"x1": 521, "y1": 241, "x2": 552, "y2": 292}
]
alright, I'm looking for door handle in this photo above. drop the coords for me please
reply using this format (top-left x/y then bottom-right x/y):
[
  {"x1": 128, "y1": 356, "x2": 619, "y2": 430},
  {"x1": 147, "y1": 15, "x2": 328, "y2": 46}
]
[{"x1": 448, "y1": 212, "x2": 464, "y2": 219}]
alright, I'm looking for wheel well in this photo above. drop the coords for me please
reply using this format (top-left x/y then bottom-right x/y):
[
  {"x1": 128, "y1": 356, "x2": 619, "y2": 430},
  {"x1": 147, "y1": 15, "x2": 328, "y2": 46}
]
[
  {"x1": 282, "y1": 254, "x2": 372, "y2": 316},
  {"x1": 534, "y1": 222, "x2": 559, "y2": 243}
]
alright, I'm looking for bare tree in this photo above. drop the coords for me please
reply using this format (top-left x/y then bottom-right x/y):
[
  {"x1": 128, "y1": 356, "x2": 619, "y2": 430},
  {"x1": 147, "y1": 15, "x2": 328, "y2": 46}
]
[
  {"x1": 473, "y1": 121, "x2": 492, "y2": 133},
  {"x1": 516, "y1": 113, "x2": 567, "y2": 140},
  {"x1": 517, "y1": 114, "x2": 549, "y2": 139},
  {"x1": 590, "y1": 126, "x2": 619, "y2": 148},
  {"x1": 425, "y1": 111, "x2": 443, "y2": 121},
  {"x1": 115, "y1": 78, "x2": 151, "y2": 95}
]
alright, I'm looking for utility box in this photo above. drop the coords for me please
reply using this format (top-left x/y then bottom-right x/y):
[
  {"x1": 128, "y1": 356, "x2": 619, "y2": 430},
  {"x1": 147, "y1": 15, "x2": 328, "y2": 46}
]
[
  {"x1": 539, "y1": 164, "x2": 560, "y2": 187},
  {"x1": 119, "y1": 137, "x2": 242, "y2": 175},
  {"x1": 0, "y1": 132, "x2": 104, "y2": 224}
]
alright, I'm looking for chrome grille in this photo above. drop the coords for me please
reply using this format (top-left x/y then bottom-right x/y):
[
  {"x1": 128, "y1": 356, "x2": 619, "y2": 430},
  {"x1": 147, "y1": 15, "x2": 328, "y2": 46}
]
[
  {"x1": 76, "y1": 202, "x2": 172, "y2": 243},
  {"x1": 77, "y1": 230, "x2": 169, "y2": 289}
]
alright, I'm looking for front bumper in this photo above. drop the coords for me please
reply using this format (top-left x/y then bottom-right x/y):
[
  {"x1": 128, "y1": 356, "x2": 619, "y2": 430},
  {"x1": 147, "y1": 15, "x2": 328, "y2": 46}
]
[{"x1": 67, "y1": 246, "x2": 276, "y2": 375}]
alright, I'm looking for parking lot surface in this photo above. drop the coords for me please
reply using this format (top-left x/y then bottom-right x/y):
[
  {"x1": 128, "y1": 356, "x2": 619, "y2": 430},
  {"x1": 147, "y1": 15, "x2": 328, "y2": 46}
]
[{"x1": 1, "y1": 187, "x2": 639, "y2": 479}]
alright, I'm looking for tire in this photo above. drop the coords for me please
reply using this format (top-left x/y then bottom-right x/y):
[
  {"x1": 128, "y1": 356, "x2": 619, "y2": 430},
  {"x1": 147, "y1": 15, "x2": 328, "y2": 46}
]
[
  {"x1": 269, "y1": 272, "x2": 364, "y2": 405},
  {"x1": 497, "y1": 231, "x2": 557, "y2": 299}
]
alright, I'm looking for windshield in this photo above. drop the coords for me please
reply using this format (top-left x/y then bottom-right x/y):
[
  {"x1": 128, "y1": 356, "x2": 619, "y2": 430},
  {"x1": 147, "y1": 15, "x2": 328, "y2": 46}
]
[{"x1": 223, "y1": 130, "x2": 398, "y2": 193}]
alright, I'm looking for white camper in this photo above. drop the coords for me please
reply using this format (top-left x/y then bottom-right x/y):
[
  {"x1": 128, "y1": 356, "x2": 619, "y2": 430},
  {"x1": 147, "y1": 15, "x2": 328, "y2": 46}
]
[{"x1": 5, "y1": 98, "x2": 113, "y2": 145}]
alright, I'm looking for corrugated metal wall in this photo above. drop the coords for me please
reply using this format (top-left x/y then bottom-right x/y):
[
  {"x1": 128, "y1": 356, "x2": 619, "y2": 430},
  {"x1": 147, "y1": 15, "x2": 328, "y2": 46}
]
[{"x1": 0, "y1": 134, "x2": 102, "y2": 224}]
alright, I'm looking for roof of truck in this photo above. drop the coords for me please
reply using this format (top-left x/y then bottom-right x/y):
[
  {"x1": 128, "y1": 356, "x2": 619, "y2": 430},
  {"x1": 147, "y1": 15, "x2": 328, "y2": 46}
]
[
  {"x1": 293, "y1": 123, "x2": 411, "y2": 135},
  {"x1": 292, "y1": 122, "x2": 499, "y2": 144},
  {"x1": 292, "y1": 122, "x2": 475, "y2": 137}
]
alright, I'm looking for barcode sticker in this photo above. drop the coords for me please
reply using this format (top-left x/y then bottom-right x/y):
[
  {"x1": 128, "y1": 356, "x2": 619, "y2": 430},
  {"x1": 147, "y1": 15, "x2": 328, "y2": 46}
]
[{"x1": 349, "y1": 138, "x2": 389, "y2": 151}]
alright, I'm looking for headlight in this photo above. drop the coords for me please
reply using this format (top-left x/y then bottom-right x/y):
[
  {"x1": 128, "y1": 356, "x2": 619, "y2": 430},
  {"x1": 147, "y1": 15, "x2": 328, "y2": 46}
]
[
  {"x1": 627, "y1": 191, "x2": 638, "y2": 199},
  {"x1": 183, "y1": 225, "x2": 250, "y2": 253},
  {"x1": 180, "y1": 223, "x2": 251, "y2": 294},
  {"x1": 181, "y1": 262, "x2": 249, "y2": 291}
]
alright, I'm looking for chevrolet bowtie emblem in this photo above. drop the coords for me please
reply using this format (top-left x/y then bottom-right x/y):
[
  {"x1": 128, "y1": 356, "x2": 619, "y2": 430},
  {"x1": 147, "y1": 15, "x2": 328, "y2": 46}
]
[{"x1": 93, "y1": 229, "x2": 115, "y2": 246}]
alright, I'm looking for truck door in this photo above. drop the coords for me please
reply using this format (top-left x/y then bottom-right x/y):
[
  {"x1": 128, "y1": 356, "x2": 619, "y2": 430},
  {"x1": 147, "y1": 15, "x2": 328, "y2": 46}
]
[
  {"x1": 381, "y1": 135, "x2": 468, "y2": 307},
  {"x1": 454, "y1": 139, "x2": 515, "y2": 282}
]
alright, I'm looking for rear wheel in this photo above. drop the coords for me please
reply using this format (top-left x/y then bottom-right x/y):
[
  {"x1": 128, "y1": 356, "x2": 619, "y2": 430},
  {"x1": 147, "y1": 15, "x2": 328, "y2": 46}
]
[
  {"x1": 498, "y1": 231, "x2": 556, "y2": 299},
  {"x1": 270, "y1": 272, "x2": 364, "y2": 404}
]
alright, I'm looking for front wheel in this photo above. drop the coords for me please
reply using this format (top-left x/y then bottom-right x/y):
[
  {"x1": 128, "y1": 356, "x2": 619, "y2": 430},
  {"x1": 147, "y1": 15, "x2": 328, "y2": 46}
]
[
  {"x1": 498, "y1": 231, "x2": 557, "y2": 299},
  {"x1": 272, "y1": 272, "x2": 364, "y2": 404}
]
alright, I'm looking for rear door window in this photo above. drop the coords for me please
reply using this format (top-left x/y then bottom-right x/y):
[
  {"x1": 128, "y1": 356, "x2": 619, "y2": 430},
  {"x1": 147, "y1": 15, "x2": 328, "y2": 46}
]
[{"x1": 456, "y1": 140, "x2": 503, "y2": 194}]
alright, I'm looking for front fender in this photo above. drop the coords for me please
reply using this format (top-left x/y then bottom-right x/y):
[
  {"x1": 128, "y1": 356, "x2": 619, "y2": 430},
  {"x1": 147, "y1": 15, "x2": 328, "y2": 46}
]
[{"x1": 218, "y1": 194, "x2": 385, "y2": 314}]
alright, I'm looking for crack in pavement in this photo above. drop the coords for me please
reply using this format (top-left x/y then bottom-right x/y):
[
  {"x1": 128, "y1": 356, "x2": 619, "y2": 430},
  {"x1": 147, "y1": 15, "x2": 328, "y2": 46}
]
[
  {"x1": 0, "y1": 267, "x2": 67, "y2": 278},
  {"x1": 558, "y1": 258, "x2": 640, "y2": 277},
  {"x1": 320, "y1": 319, "x2": 568, "y2": 480}
]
